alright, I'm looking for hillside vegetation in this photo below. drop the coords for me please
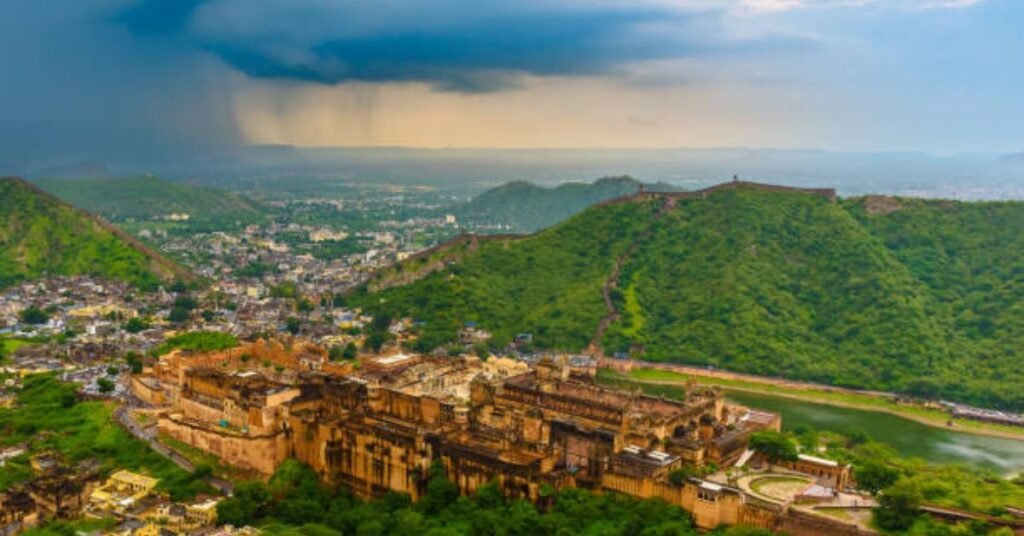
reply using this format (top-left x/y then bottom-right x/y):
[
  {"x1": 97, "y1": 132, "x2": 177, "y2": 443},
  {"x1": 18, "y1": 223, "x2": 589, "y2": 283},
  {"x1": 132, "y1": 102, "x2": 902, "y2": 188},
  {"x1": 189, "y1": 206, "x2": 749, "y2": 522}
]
[
  {"x1": 33, "y1": 175, "x2": 265, "y2": 223},
  {"x1": 0, "y1": 177, "x2": 188, "y2": 289},
  {"x1": 454, "y1": 176, "x2": 677, "y2": 232},
  {"x1": 352, "y1": 183, "x2": 1024, "y2": 410}
]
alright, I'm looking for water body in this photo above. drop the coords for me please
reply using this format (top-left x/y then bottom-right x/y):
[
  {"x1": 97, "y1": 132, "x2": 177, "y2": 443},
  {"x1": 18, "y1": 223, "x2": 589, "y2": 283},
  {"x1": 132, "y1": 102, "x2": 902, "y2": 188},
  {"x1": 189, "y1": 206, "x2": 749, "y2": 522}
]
[{"x1": 725, "y1": 390, "x2": 1024, "y2": 476}]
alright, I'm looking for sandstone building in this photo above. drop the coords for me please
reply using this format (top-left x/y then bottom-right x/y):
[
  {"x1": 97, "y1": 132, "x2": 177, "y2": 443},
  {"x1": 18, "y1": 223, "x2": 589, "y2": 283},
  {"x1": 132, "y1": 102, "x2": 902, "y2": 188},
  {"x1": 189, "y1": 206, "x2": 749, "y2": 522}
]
[{"x1": 134, "y1": 343, "x2": 877, "y2": 533}]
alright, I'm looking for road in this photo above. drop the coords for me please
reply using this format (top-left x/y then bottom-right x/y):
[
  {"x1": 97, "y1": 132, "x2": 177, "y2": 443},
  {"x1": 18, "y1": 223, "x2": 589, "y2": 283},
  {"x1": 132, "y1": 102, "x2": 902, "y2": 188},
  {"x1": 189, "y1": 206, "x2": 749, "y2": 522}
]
[{"x1": 113, "y1": 402, "x2": 234, "y2": 495}]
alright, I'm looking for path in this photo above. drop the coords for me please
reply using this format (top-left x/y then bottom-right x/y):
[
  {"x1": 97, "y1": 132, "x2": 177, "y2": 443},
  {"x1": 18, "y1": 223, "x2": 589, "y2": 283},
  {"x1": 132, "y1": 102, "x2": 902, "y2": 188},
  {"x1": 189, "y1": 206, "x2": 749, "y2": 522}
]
[
  {"x1": 113, "y1": 401, "x2": 234, "y2": 495},
  {"x1": 587, "y1": 197, "x2": 675, "y2": 354}
]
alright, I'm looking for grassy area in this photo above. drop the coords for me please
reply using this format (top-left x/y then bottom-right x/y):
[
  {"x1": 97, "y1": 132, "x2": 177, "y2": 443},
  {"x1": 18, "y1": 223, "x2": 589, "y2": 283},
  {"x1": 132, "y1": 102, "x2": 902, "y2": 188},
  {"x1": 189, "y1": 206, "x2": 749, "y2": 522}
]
[
  {"x1": 814, "y1": 507, "x2": 856, "y2": 521},
  {"x1": 617, "y1": 368, "x2": 1024, "y2": 440},
  {"x1": 153, "y1": 331, "x2": 239, "y2": 357},
  {"x1": 749, "y1": 475, "x2": 811, "y2": 500},
  {"x1": 0, "y1": 374, "x2": 212, "y2": 500},
  {"x1": 23, "y1": 517, "x2": 117, "y2": 536},
  {"x1": 595, "y1": 370, "x2": 687, "y2": 400},
  {"x1": 2, "y1": 337, "x2": 32, "y2": 354}
]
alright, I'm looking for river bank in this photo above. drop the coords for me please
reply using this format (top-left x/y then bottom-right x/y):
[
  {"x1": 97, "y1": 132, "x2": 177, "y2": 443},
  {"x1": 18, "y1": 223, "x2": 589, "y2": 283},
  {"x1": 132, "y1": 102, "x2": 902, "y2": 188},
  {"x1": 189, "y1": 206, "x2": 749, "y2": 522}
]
[{"x1": 599, "y1": 366, "x2": 1024, "y2": 442}]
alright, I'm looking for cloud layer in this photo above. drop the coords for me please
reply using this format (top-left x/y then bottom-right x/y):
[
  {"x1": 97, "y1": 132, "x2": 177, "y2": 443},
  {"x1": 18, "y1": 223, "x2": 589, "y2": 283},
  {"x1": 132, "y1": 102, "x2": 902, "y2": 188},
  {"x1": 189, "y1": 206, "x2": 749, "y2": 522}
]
[
  {"x1": 118, "y1": 1, "x2": 722, "y2": 92},
  {"x1": 0, "y1": 0, "x2": 1016, "y2": 171}
]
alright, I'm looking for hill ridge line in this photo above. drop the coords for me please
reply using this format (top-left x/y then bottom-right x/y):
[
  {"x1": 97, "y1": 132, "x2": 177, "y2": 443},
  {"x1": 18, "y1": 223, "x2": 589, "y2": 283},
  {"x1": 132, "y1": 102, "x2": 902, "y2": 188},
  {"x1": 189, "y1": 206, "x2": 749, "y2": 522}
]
[
  {"x1": 364, "y1": 180, "x2": 837, "y2": 293},
  {"x1": 1, "y1": 176, "x2": 193, "y2": 283},
  {"x1": 597, "y1": 179, "x2": 838, "y2": 208}
]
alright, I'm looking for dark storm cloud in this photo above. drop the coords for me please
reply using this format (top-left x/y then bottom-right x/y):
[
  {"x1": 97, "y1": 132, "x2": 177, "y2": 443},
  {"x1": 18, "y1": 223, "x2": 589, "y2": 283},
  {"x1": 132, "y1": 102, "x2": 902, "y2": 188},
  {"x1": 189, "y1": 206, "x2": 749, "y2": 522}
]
[
  {"x1": 0, "y1": 0, "x2": 801, "y2": 171},
  {"x1": 0, "y1": 0, "x2": 239, "y2": 173},
  {"x1": 117, "y1": 0, "x2": 714, "y2": 92}
]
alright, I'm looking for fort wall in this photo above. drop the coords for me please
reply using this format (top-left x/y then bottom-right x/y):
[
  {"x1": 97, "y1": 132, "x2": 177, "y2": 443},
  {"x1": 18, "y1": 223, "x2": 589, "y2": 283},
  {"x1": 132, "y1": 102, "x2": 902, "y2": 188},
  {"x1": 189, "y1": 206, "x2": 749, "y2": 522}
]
[{"x1": 158, "y1": 417, "x2": 287, "y2": 475}]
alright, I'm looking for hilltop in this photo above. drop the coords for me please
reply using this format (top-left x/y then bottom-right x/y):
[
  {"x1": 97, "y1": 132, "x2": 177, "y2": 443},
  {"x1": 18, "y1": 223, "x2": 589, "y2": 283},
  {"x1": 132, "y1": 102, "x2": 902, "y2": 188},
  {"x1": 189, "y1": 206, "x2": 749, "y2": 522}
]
[
  {"x1": 32, "y1": 175, "x2": 265, "y2": 223},
  {"x1": 353, "y1": 182, "x2": 1024, "y2": 410},
  {"x1": 453, "y1": 176, "x2": 679, "y2": 232},
  {"x1": 0, "y1": 177, "x2": 190, "y2": 289}
]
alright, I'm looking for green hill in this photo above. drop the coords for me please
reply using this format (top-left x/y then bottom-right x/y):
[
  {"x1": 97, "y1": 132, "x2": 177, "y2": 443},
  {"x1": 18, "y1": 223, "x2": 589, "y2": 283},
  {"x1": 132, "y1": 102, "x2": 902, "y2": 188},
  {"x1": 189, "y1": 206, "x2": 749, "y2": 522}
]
[
  {"x1": 352, "y1": 182, "x2": 1024, "y2": 410},
  {"x1": 454, "y1": 176, "x2": 679, "y2": 232},
  {"x1": 0, "y1": 177, "x2": 190, "y2": 289},
  {"x1": 32, "y1": 175, "x2": 265, "y2": 223}
]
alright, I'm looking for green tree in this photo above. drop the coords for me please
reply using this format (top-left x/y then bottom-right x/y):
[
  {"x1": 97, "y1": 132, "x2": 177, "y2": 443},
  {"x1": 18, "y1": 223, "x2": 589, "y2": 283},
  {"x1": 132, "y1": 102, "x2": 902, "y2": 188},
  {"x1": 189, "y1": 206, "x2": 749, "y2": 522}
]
[
  {"x1": 855, "y1": 461, "x2": 900, "y2": 494},
  {"x1": 125, "y1": 352, "x2": 143, "y2": 374},
  {"x1": 419, "y1": 461, "x2": 458, "y2": 515},
  {"x1": 749, "y1": 431, "x2": 799, "y2": 464},
  {"x1": 124, "y1": 317, "x2": 150, "y2": 334},
  {"x1": 342, "y1": 342, "x2": 358, "y2": 360},
  {"x1": 96, "y1": 377, "x2": 115, "y2": 393},
  {"x1": 366, "y1": 331, "x2": 389, "y2": 353},
  {"x1": 217, "y1": 481, "x2": 271, "y2": 527},
  {"x1": 286, "y1": 317, "x2": 302, "y2": 335},
  {"x1": 167, "y1": 306, "x2": 190, "y2": 323},
  {"x1": 19, "y1": 305, "x2": 49, "y2": 325},
  {"x1": 875, "y1": 484, "x2": 922, "y2": 531}
]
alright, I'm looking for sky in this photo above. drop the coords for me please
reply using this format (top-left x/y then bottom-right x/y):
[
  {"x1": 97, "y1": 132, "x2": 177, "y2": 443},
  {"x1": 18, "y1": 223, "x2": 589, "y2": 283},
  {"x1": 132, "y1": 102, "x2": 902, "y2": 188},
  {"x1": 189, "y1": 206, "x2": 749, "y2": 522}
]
[{"x1": 1, "y1": 0, "x2": 1022, "y2": 170}]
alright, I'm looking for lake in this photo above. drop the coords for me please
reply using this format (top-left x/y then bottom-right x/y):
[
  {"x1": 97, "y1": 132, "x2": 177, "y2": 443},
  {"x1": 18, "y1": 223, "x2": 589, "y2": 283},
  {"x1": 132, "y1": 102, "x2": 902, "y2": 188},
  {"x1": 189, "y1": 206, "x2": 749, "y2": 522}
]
[{"x1": 726, "y1": 390, "x2": 1024, "y2": 476}]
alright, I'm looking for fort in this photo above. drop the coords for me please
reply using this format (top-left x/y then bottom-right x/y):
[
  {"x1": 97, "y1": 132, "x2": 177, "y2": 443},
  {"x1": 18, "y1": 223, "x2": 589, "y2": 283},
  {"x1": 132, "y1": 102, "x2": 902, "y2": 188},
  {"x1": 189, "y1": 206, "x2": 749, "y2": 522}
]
[{"x1": 126, "y1": 341, "x2": 879, "y2": 533}]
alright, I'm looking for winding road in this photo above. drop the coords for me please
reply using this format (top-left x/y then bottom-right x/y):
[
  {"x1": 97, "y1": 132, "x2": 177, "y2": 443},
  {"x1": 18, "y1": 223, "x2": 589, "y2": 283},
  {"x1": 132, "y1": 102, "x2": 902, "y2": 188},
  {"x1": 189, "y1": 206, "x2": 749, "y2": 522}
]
[{"x1": 113, "y1": 401, "x2": 234, "y2": 495}]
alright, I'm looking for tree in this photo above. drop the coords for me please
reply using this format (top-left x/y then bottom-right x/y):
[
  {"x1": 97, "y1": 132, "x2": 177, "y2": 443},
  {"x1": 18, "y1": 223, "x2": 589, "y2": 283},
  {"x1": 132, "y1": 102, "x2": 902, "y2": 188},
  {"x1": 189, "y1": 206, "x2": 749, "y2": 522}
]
[
  {"x1": 749, "y1": 431, "x2": 798, "y2": 464},
  {"x1": 419, "y1": 461, "x2": 458, "y2": 515},
  {"x1": 874, "y1": 484, "x2": 922, "y2": 531},
  {"x1": 855, "y1": 461, "x2": 900, "y2": 494},
  {"x1": 168, "y1": 306, "x2": 190, "y2": 323},
  {"x1": 125, "y1": 352, "x2": 143, "y2": 374},
  {"x1": 124, "y1": 317, "x2": 150, "y2": 334},
  {"x1": 286, "y1": 317, "x2": 302, "y2": 335},
  {"x1": 217, "y1": 481, "x2": 271, "y2": 527},
  {"x1": 342, "y1": 342, "x2": 358, "y2": 360},
  {"x1": 366, "y1": 331, "x2": 389, "y2": 353},
  {"x1": 297, "y1": 298, "x2": 314, "y2": 315},
  {"x1": 173, "y1": 295, "x2": 197, "y2": 310},
  {"x1": 97, "y1": 377, "x2": 115, "y2": 393},
  {"x1": 169, "y1": 280, "x2": 188, "y2": 293},
  {"x1": 19, "y1": 305, "x2": 49, "y2": 325},
  {"x1": 328, "y1": 345, "x2": 344, "y2": 361}
]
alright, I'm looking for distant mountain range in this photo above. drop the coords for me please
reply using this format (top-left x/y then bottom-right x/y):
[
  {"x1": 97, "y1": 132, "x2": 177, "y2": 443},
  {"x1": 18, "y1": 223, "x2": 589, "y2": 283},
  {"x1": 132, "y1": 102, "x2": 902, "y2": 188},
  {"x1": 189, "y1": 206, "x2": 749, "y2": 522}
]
[
  {"x1": 32, "y1": 175, "x2": 265, "y2": 223},
  {"x1": 354, "y1": 182, "x2": 1024, "y2": 410},
  {"x1": 0, "y1": 177, "x2": 189, "y2": 289},
  {"x1": 453, "y1": 176, "x2": 679, "y2": 233}
]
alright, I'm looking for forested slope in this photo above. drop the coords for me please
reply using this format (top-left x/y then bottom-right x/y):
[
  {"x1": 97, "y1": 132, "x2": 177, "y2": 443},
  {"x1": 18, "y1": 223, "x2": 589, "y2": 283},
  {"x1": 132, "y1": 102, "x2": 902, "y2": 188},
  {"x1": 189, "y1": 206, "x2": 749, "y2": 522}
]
[
  {"x1": 352, "y1": 183, "x2": 1024, "y2": 410},
  {"x1": 0, "y1": 177, "x2": 188, "y2": 289}
]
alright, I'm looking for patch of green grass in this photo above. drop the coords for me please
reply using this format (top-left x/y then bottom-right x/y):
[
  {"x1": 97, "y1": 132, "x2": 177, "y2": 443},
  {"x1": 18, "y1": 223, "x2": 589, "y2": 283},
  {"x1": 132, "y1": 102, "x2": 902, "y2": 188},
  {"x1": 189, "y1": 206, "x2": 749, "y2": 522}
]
[
  {"x1": 153, "y1": 331, "x2": 239, "y2": 356},
  {"x1": 23, "y1": 517, "x2": 117, "y2": 536},
  {"x1": 619, "y1": 281, "x2": 645, "y2": 338},
  {"x1": 0, "y1": 374, "x2": 212, "y2": 500},
  {"x1": 749, "y1": 475, "x2": 811, "y2": 500}
]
